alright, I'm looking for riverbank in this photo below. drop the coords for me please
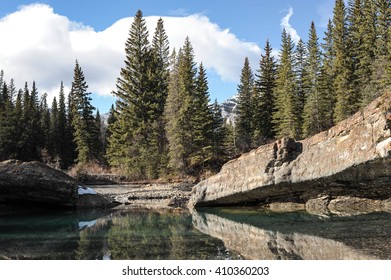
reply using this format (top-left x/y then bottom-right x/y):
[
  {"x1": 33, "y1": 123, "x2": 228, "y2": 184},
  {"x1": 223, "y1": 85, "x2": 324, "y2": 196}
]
[{"x1": 92, "y1": 182, "x2": 194, "y2": 209}]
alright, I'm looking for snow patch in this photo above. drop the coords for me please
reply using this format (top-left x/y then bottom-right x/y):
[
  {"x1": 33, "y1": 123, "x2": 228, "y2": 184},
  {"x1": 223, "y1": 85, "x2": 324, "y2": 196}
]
[
  {"x1": 78, "y1": 186, "x2": 97, "y2": 195},
  {"x1": 78, "y1": 220, "x2": 97, "y2": 230}
]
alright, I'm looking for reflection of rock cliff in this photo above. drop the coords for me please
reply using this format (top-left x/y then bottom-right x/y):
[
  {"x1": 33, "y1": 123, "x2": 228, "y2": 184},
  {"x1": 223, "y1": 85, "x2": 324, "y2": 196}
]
[
  {"x1": 190, "y1": 92, "x2": 391, "y2": 208},
  {"x1": 192, "y1": 209, "x2": 391, "y2": 260}
]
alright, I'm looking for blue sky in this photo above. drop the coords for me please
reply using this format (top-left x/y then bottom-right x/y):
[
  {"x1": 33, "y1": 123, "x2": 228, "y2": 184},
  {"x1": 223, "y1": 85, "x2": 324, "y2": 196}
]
[{"x1": 0, "y1": 0, "x2": 335, "y2": 113}]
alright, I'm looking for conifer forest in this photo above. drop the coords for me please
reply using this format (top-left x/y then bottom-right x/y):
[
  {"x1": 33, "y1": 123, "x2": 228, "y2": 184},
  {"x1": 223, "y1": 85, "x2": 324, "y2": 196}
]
[{"x1": 1, "y1": 0, "x2": 391, "y2": 180}]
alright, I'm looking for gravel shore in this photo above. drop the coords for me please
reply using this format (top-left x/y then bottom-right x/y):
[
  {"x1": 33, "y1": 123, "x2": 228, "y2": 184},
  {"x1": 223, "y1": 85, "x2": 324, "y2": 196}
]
[{"x1": 91, "y1": 183, "x2": 194, "y2": 209}]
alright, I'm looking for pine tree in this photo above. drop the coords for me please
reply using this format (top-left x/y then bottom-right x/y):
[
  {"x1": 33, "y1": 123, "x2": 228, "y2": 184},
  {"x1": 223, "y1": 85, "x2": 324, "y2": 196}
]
[
  {"x1": 151, "y1": 18, "x2": 170, "y2": 118},
  {"x1": 164, "y1": 49, "x2": 186, "y2": 175},
  {"x1": 347, "y1": 0, "x2": 363, "y2": 97},
  {"x1": 368, "y1": 0, "x2": 391, "y2": 101},
  {"x1": 19, "y1": 82, "x2": 42, "y2": 161},
  {"x1": 95, "y1": 110, "x2": 104, "y2": 162},
  {"x1": 223, "y1": 121, "x2": 238, "y2": 158},
  {"x1": 357, "y1": 0, "x2": 378, "y2": 105},
  {"x1": 236, "y1": 57, "x2": 255, "y2": 151},
  {"x1": 8, "y1": 79, "x2": 16, "y2": 104},
  {"x1": 146, "y1": 17, "x2": 171, "y2": 178},
  {"x1": 39, "y1": 93, "x2": 51, "y2": 157},
  {"x1": 375, "y1": 0, "x2": 391, "y2": 57},
  {"x1": 0, "y1": 82, "x2": 14, "y2": 160},
  {"x1": 105, "y1": 104, "x2": 116, "y2": 142},
  {"x1": 107, "y1": 10, "x2": 167, "y2": 178},
  {"x1": 12, "y1": 90, "x2": 23, "y2": 159},
  {"x1": 253, "y1": 40, "x2": 277, "y2": 143},
  {"x1": 57, "y1": 82, "x2": 72, "y2": 168},
  {"x1": 0, "y1": 70, "x2": 4, "y2": 90},
  {"x1": 164, "y1": 38, "x2": 199, "y2": 175},
  {"x1": 294, "y1": 39, "x2": 309, "y2": 136},
  {"x1": 190, "y1": 62, "x2": 214, "y2": 171},
  {"x1": 273, "y1": 29, "x2": 300, "y2": 139},
  {"x1": 333, "y1": 0, "x2": 357, "y2": 122},
  {"x1": 319, "y1": 19, "x2": 336, "y2": 128},
  {"x1": 210, "y1": 99, "x2": 229, "y2": 169},
  {"x1": 49, "y1": 96, "x2": 59, "y2": 158},
  {"x1": 0, "y1": 82, "x2": 21, "y2": 160},
  {"x1": 70, "y1": 60, "x2": 99, "y2": 163},
  {"x1": 303, "y1": 22, "x2": 330, "y2": 136}
]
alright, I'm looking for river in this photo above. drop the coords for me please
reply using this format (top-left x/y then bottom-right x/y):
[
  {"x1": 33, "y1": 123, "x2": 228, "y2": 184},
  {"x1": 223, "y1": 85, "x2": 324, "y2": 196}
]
[{"x1": 0, "y1": 206, "x2": 390, "y2": 260}]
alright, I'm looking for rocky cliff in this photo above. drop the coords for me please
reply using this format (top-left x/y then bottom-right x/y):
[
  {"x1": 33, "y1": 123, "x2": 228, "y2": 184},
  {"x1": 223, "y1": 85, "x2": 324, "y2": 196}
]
[
  {"x1": 189, "y1": 92, "x2": 391, "y2": 208},
  {"x1": 0, "y1": 160, "x2": 114, "y2": 209}
]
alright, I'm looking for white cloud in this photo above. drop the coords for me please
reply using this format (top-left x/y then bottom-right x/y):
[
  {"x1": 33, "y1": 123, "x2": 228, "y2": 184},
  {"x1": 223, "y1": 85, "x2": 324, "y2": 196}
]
[
  {"x1": 146, "y1": 15, "x2": 261, "y2": 82},
  {"x1": 0, "y1": 4, "x2": 261, "y2": 103},
  {"x1": 280, "y1": 7, "x2": 301, "y2": 44}
]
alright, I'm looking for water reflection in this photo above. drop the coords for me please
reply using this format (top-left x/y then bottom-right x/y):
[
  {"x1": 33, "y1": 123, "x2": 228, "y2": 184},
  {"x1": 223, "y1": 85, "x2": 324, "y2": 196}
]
[
  {"x1": 1, "y1": 207, "x2": 390, "y2": 260},
  {"x1": 192, "y1": 208, "x2": 391, "y2": 260},
  {"x1": 0, "y1": 209, "x2": 241, "y2": 260}
]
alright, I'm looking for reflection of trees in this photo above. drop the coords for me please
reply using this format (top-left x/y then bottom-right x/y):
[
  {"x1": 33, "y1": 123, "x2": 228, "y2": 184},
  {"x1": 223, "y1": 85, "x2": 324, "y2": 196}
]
[
  {"x1": 107, "y1": 211, "x2": 171, "y2": 259},
  {"x1": 75, "y1": 219, "x2": 112, "y2": 260},
  {"x1": 0, "y1": 209, "x2": 242, "y2": 260},
  {"x1": 106, "y1": 210, "x2": 242, "y2": 260}
]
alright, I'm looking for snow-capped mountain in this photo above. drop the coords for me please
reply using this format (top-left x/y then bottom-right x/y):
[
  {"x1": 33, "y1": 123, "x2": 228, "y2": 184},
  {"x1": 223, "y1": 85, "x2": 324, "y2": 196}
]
[
  {"x1": 220, "y1": 94, "x2": 238, "y2": 126},
  {"x1": 100, "y1": 112, "x2": 110, "y2": 126}
]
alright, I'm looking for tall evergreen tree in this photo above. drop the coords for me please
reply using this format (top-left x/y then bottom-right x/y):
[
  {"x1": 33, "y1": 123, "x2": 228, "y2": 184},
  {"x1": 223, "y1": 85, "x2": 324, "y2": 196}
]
[
  {"x1": 57, "y1": 82, "x2": 72, "y2": 168},
  {"x1": 8, "y1": 79, "x2": 16, "y2": 104},
  {"x1": 151, "y1": 18, "x2": 170, "y2": 117},
  {"x1": 375, "y1": 0, "x2": 391, "y2": 57},
  {"x1": 39, "y1": 93, "x2": 51, "y2": 155},
  {"x1": 210, "y1": 99, "x2": 228, "y2": 169},
  {"x1": 0, "y1": 82, "x2": 20, "y2": 160},
  {"x1": 236, "y1": 57, "x2": 255, "y2": 151},
  {"x1": 70, "y1": 60, "x2": 99, "y2": 163},
  {"x1": 19, "y1": 82, "x2": 42, "y2": 161},
  {"x1": 303, "y1": 22, "x2": 330, "y2": 136},
  {"x1": 0, "y1": 70, "x2": 4, "y2": 90},
  {"x1": 333, "y1": 0, "x2": 357, "y2": 122},
  {"x1": 294, "y1": 39, "x2": 309, "y2": 136},
  {"x1": 164, "y1": 49, "x2": 186, "y2": 175},
  {"x1": 190, "y1": 62, "x2": 214, "y2": 171},
  {"x1": 368, "y1": 0, "x2": 391, "y2": 101},
  {"x1": 147, "y1": 17, "x2": 171, "y2": 177},
  {"x1": 0, "y1": 83, "x2": 14, "y2": 160},
  {"x1": 107, "y1": 10, "x2": 168, "y2": 178},
  {"x1": 253, "y1": 40, "x2": 277, "y2": 142},
  {"x1": 49, "y1": 96, "x2": 59, "y2": 159},
  {"x1": 105, "y1": 104, "x2": 116, "y2": 146},
  {"x1": 95, "y1": 110, "x2": 104, "y2": 162},
  {"x1": 273, "y1": 29, "x2": 300, "y2": 139},
  {"x1": 347, "y1": 0, "x2": 363, "y2": 98},
  {"x1": 12, "y1": 90, "x2": 23, "y2": 159},
  {"x1": 319, "y1": 19, "x2": 336, "y2": 128},
  {"x1": 164, "y1": 38, "x2": 199, "y2": 175},
  {"x1": 358, "y1": 0, "x2": 379, "y2": 104}
]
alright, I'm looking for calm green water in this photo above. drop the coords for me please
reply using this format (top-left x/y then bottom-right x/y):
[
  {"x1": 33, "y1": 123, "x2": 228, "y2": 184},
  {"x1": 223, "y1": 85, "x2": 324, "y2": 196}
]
[{"x1": 0, "y1": 207, "x2": 390, "y2": 260}]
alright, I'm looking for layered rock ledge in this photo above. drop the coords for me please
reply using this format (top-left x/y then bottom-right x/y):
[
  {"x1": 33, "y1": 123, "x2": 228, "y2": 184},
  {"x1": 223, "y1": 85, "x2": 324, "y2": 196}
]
[
  {"x1": 189, "y1": 92, "x2": 391, "y2": 208},
  {"x1": 0, "y1": 160, "x2": 113, "y2": 209}
]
